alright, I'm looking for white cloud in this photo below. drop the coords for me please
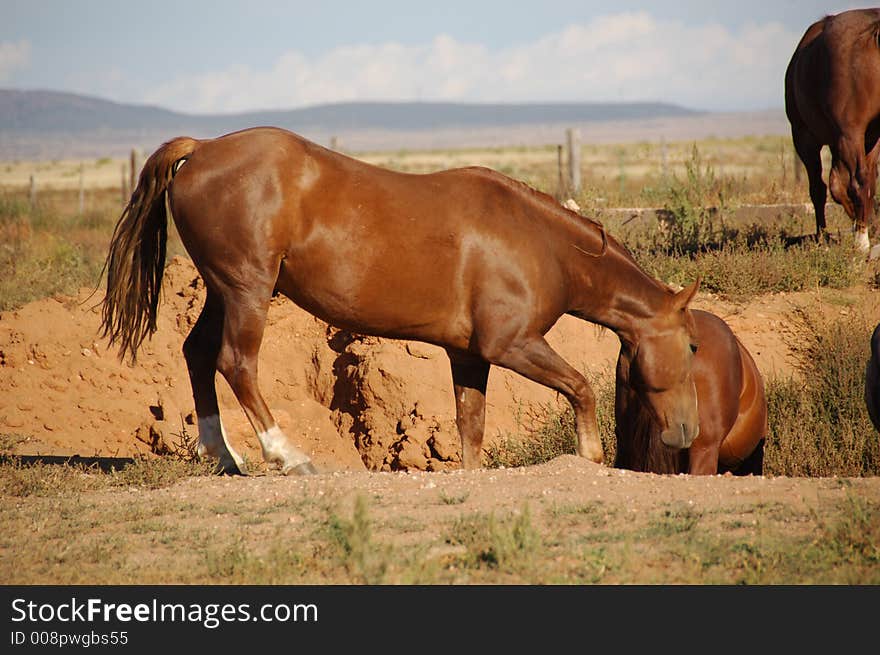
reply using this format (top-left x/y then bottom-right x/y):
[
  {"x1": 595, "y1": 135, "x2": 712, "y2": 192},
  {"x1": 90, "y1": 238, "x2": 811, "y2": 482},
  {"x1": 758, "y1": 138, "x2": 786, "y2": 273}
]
[
  {"x1": 0, "y1": 40, "x2": 31, "y2": 81},
  {"x1": 143, "y1": 12, "x2": 801, "y2": 114}
]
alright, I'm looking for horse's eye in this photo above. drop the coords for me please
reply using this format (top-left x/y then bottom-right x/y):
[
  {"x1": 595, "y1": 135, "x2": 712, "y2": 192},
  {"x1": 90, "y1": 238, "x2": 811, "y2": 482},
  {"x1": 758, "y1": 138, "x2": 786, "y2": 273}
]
[{"x1": 690, "y1": 343, "x2": 698, "y2": 354}]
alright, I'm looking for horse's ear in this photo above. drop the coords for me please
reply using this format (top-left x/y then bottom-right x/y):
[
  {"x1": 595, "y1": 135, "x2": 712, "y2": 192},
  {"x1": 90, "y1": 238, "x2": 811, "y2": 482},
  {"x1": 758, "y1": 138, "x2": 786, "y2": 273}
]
[{"x1": 672, "y1": 277, "x2": 701, "y2": 311}]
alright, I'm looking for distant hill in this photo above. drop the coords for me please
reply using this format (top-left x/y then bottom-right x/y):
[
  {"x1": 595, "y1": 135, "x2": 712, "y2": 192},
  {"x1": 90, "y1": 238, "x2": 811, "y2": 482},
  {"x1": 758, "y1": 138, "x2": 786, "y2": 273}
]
[
  {"x1": 0, "y1": 89, "x2": 190, "y2": 132},
  {"x1": 0, "y1": 89, "x2": 698, "y2": 133},
  {"x1": 0, "y1": 89, "x2": 788, "y2": 160}
]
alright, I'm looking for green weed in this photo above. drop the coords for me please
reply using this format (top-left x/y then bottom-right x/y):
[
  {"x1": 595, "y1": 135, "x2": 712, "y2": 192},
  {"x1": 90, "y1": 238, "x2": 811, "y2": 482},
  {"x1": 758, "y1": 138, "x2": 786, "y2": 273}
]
[
  {"x1": 447, "y1": 505, "x2": 540, "y2": 572},
  {"x1": 327, "y1": 495, "x2": 390, "y2": 584}
]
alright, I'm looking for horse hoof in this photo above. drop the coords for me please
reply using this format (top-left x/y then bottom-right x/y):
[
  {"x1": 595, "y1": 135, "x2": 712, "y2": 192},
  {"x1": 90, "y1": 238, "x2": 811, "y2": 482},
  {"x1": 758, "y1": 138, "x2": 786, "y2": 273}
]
[
  {"x1": 284, "y1": 461, "x2": 318, "y2": 476},
  {"x1": 216, "y1": 459, "x2": 248, "y2": 476},
  {"x1": 576, "y1": 445, "x2": 604, "y2": 464}
]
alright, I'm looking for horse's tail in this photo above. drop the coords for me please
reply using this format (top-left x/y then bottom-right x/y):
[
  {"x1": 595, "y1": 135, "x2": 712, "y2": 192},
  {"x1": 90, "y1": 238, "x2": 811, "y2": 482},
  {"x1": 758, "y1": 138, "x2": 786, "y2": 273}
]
[{"x1": 100, "y1": 136, "x2": 200, "y2": 363}]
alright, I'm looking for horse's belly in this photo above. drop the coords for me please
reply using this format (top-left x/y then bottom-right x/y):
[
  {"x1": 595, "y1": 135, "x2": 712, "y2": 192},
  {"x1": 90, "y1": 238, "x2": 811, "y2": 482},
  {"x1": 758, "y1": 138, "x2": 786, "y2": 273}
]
[{"x1": 275, "y1": 250, "x2": 471, "y2": 348}]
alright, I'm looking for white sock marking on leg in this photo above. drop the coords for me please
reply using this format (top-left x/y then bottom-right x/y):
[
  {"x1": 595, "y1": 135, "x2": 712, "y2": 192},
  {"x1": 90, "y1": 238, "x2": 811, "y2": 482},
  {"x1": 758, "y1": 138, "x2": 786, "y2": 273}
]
[
  {"x1": 197, "y1": 414, "x2": 245, "y2": 470},
  {"x1": 854, "y1": 226, "x2": 870, "y2": 252},
  {"x1": 258, "y1": 424, "x2": 311, "y2": 468}
]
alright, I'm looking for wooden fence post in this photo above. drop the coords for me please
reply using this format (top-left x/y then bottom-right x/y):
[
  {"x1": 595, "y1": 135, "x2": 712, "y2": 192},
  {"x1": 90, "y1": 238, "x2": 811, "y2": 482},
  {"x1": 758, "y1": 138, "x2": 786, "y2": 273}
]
[
  {"x1": 29, "y1": 174, "x2": 36, "y2": 208},
  {"x1": 556, "y1": 144, "x2": 565, "y2": 198},
  {"x1": 129, "y1": 148, "x2": 139, "y2": 193},
  {"x1": 121, "y1": 163, "x2": 128, "y2": 203},
  {"x1": 566, "y1": 128, "x2": 581, "y2": 196},
  {"x1": 660, "y1": 138, "x2": 668, "y2": 183},
  {"x1": 78, "y1": 163, "x2": 85, "y2": 214}
]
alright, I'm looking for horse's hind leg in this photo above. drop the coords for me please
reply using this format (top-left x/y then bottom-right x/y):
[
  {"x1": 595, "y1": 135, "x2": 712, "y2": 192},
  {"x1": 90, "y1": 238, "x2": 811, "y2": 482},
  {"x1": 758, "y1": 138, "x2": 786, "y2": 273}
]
[
  {"x1": 447, "y1": 351, "x2": 490, "y2": 469},
  {"x1": 491, "y1": 336, "x2": 604, "y2": 464},
  {"x1": 831, "y1": 134, "x2": 873, "y2": 252},
  {"x1": 183, "y1": 290, "x2": 247, "y2": 474},
  {"x1": 216, "y1": 285, "x2": 317, "y2": 475},
  {"x1": 792, "y1": 127, "x2": 828, "y2": 237}
]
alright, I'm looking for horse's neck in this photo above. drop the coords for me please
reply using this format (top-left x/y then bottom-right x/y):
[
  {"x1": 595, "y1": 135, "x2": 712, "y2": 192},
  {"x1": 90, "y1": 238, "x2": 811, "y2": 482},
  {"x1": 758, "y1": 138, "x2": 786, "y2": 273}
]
[{"x1": 565, "y1": 239, "x2": 670, "y2": 340}]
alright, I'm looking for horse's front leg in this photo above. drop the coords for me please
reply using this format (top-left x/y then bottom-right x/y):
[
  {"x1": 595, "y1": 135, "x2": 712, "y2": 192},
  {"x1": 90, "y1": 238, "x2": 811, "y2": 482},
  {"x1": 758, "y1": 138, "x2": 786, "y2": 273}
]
[
  {"x1": 490, "y1": 336, "x2": 604, "y2": 464},
  {"x1": 686, "y1": 440, "x2": 720, "y2": 475}
]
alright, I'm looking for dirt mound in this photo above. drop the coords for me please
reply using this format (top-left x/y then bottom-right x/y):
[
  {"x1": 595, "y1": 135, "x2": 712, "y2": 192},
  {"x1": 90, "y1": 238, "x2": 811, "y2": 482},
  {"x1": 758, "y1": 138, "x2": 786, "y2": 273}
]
[{"x1": 1, "y1": 256, "x2": 876, "y2": 472}]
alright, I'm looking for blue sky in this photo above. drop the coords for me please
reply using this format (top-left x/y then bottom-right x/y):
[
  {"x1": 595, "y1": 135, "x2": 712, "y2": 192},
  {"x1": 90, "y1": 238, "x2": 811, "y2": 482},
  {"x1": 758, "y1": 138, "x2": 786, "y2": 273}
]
[{"x1": 0, "y1": 1, "x2": 870, "y2": 113}]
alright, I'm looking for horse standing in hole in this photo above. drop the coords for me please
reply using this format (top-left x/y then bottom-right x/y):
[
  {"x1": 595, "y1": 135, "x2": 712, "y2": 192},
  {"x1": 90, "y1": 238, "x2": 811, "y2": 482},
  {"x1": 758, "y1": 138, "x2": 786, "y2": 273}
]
[
  {"x1": 785, "y1": 8, "x2": 880, "y2": 254},
  {"x1": 101, "y1": 126, "x2": 701, "y2": 475},
  {"x1": 615, "y1": 309, "x2": 766, "y2": 475}
]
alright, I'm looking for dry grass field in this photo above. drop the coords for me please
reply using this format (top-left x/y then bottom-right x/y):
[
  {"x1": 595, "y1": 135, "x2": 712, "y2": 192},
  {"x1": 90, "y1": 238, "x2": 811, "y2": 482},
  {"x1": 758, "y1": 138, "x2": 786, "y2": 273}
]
[{"x1": 2, "y1": 133, "x2": 825, "y2": 199}]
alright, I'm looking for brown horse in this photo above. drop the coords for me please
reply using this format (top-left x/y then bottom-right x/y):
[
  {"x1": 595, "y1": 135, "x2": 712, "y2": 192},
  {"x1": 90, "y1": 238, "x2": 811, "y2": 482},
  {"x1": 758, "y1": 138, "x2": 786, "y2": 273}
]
[
  {"x1": 867, "y1": 322, "x2": 880, "y2": 433},
  {"x1": 615, "y1": 309, "x2": 766, "y2": 475},
  {"x1": 785, "y1": 8, "x2": 880, "y2": 253},
  {"x1": 101, "y1": 126, "x2": 701, "y2": 475}
]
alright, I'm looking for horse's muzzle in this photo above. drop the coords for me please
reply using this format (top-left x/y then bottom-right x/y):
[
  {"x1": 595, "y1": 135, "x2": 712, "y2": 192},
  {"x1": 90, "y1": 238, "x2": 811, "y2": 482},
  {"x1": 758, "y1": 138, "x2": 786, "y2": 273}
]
[{"x1": 660, "y1": 422, "x2": 700, "y2": 450}]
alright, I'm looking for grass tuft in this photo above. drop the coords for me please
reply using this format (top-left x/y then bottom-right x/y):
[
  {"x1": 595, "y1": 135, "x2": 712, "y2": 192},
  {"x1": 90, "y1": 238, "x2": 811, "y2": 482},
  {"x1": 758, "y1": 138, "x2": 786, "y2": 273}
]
[
  {"x1": 765, "y1": 309, "x2": 880, "y2": 477},
  {"x1": 447, "y1": 505, "x2": 540, "y2": 571},
  {"x1": 327, "y1": 495, "x2": 390, "y2": 584},
  {"x1": 0, "y1": 455, "x2": 214, "y2": 497}
]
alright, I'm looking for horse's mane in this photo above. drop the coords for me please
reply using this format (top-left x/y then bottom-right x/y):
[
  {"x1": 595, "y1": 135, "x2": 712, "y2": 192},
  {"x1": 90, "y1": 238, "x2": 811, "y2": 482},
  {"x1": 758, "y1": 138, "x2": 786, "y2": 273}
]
[
  {"x1": 461, "y1": 165, "x2": 608, "y2": 236},
  {"x1": 869, "y1": 16, "x2": 880, "y2": 46},
  {"x1": 462, "y1": 166, "x2": 673, "y2": 299},
  {"x1": 614, "y1": 391, "x2": 685, "y2": 474},
  {"x1": 849, "y1": 11, "x2": 880, "y2": 42}
]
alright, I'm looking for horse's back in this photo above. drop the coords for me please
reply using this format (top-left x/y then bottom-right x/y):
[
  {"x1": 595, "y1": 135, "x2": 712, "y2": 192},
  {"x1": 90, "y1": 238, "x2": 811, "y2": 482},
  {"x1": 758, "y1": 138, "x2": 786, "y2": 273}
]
[
  {"x1": 790, "y1": 9, "x2": 880, "y2": 70},
  {"x1": 170, "y1": 126, "x2": 555, "y2": 236},
  {"x1": 166, "y1": 125, "x2": 584, "y2": 349},
  {"x1": 822, "y1": 9, "x2": 880, "y2": 94},
  {"x1": 786, "y1": 9, "x2": 880, "y2": 136}
]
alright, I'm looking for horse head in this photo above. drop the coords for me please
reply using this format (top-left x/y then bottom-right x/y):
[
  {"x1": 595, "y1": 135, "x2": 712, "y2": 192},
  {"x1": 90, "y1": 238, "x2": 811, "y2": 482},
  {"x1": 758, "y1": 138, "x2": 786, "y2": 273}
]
[{"x1": 616, "y1": 279, "x2": 701, "y2": 450}]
